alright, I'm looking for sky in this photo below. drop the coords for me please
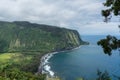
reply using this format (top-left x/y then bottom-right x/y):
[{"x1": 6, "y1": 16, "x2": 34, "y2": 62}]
[{"x1": 0, "y1": 0, "x2": 119, "y2": 35}]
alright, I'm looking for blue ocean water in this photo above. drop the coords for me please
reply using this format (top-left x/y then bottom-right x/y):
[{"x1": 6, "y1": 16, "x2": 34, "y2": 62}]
[{"x1": 49, "y1": 35, "x2": 120, "y2": 80}]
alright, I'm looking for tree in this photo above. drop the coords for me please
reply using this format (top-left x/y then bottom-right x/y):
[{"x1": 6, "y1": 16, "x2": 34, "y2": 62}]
[
  {"x1": 101, "y1": 0, "x2": 120, "y2": 22},
  {"x1": 96, "y1": 70, "x2": 111, "y2": 80},
  {"x1": 98, "y1": 0, "x2": 120, "y2": 55},
  {"x1": 0, "y1": 40, "x2": 8, "y2": 52}
]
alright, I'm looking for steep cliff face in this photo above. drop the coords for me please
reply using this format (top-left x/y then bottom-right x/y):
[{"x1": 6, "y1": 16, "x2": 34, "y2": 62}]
[{"x1": 0, "y1": 21, "x2": 86, "y2": 53}]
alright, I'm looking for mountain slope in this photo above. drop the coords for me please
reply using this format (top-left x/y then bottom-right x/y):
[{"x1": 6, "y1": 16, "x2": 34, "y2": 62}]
[{"x1": 0, "y1": 21, "x2": 86, "y2": 53}]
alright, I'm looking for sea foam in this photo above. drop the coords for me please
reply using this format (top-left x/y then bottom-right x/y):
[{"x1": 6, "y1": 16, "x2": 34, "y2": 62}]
[{"x1": 41, "y1": 52, "x2": 57, "y2": 77}]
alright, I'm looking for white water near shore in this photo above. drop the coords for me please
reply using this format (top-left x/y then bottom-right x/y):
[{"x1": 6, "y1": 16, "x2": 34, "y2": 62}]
[
  {"x1": 38, "y1": 46, "x2": 81, "y2": 77},
  {"x1": 38, "y1": 52, "x2": 58, "y2": 77},
  {"x1": 46, "y1": 35, "x2": 120, "y2": 80}
]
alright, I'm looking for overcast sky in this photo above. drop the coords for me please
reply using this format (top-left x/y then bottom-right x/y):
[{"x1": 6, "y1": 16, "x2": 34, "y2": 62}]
[{"x1": 0, "y1": 0, "x2": 119, "y2": 35}]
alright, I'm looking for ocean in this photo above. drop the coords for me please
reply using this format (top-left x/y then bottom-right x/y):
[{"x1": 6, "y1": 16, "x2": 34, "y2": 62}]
[{"x1": 47, "y1": 35, "x2": 120, "y2": 80}]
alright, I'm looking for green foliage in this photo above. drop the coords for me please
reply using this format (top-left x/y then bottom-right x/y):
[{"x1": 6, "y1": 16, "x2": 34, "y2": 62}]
[
  {"x1": 46, "y1": 76, "x2": 61, "y2": 80},
  {"x1": 76, "y1": 78, "x2": 84, "y2": 80},
  {"x1": 0, "y1": 40, "x2": 8, "y2": 52},
  {"x1": 0, "y1": 21, "x2": 85, "y2": 53},
  {"x1": 102, "y1": 0, "x2": 120, "y2": 22},
  {"x1": 98, "y1": 0, "x2": 120, "y2": 55},
  {"x1": 0, "y1": 68, "x2": 46, "y2": 80},
  {"x1": 0, "y1": 21, "x2": 89, "y2": 80},
  {"x1": 96, "y1": 70, "x2": 111, "y2": 80},
  {"x1": 0, "y1": 53, "x2": 46, "y2": 80},
  {"x1": 0, "y1": 21, "x2": 86, "y2": 80},
  {"x1": 97, "y1": 35, "x2": 120, "y2": 55}
]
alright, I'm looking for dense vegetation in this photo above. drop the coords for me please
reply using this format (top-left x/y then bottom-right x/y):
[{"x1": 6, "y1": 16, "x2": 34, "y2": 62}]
[
  {"x1": 0, "y1": 21, "x2": 86, "y2": 80},
  {"x1": 101, "y1": 0, "x2": 120, "y2": 22},
  {"x1": 98, "y1": 0, "x2": 120, "y2": 55},
  {"x1": 0, "y1": 52, "x2": 46, "y2": 80},
  {"x1": 97, "y1": 0, "x2": 120, "y2": 80},
  {"x1": 0, "y1": 21, "x2": 86, "y2": 53},
  {"x1": 98, "y1": 35, "x2": 120, "y2": 55}
]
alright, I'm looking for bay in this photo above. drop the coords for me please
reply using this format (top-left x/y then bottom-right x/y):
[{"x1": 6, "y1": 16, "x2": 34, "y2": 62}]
[{"x1": 49, "y1": 35, "x2": 120, "y2": 80}]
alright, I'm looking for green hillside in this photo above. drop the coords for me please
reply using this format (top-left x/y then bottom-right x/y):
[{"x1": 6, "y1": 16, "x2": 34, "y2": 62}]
[
  {"x1": 0, "y1": 21, "x2": 86, "y2": 53},
  {"x1": 0, "y1": 21, "x2": 87, "y2": 80}
]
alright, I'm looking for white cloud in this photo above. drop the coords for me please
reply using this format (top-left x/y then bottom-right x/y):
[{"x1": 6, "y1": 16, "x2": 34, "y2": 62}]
[
  {"x1": 0, "y1": 0, "x2": 119, "y2": 35},
  {"x1": 78, "y1": 22, "x2": 120, "y2": 35}
]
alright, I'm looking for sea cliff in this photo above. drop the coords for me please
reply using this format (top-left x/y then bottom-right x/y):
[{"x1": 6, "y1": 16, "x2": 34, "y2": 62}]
[
  {"x1": 0, "y1": 21, "x2": 88, "y2": 79},
  {"x1": 0, "y1": 21, "x2": 87, "y2": 53}
]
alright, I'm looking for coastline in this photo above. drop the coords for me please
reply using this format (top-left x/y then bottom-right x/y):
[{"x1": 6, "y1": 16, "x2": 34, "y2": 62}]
[
  {"x1": 37, "y1": 46, "x2": 81, "y2": 77},
  {"x1": 37, "y1": 51, "x2": 58, "y2": 77}
]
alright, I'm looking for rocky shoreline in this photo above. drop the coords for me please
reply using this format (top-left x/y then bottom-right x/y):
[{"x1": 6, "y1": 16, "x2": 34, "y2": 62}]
[
  {"x1": 38, "y1": 51, "x2": 57, "y2": 76},
  {"x1": 37, "y1": 46, "x2": 82, "y2": 77}
]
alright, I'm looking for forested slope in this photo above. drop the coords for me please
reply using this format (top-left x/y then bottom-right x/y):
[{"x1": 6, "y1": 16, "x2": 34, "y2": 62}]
[{"x1": 0, "y1": 21, "x2": 86, "y2": 53}]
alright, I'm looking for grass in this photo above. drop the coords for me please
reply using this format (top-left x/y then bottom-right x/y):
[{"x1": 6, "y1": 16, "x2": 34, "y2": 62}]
[
  {"x1": 0, "y1": 53, "x2": 18, "y2": 63},
  {"x1": 0, "y1": 53, "x2": 32, "y2": 62},
  {"x1": 0, "y1": 53, "x2": 32, "y2": 70}
]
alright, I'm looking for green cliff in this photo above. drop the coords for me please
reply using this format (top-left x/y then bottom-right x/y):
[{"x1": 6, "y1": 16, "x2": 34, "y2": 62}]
[
  {"x1": 0, "y1": 21, "x2": 88, "y2": 80},
  {"x1": 0, "y1": 21, "x2": 86, "y2": 53}
]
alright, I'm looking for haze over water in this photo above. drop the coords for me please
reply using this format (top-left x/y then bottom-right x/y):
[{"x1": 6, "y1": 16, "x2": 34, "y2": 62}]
[{"x1": 49, "y1": 35, "x2": 120, "y2": 80}]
